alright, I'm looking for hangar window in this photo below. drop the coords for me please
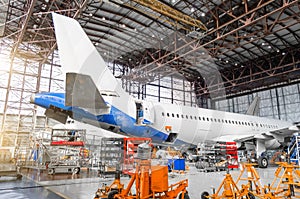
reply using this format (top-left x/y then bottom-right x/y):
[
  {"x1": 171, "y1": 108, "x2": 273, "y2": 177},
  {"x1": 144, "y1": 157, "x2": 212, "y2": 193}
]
[
  {"x1": 172, "y1": 113, "x2": 174, "y2": 117},
  {"x1": 167, "y1": 113, "x2": 170, "y2": 117},
  {"x1": 162, "y1": 112, "x2": 164, "y2": 116},
  {"x1": 177, "y1": 114, "x2": 179, "y2": 118}
]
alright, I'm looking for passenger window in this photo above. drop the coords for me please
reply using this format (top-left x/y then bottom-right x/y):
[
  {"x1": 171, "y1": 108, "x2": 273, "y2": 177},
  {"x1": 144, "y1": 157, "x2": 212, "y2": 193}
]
[
  {"x1": 172, "y1": 113, "x2": 174, "y2": 117},
  {"x1": 186, "y1": 115, "x2": 188, "y2": 119},
  {"x1": 199, "y1": 117, "x2": 201, "y2": 120},
  {"x1": 207, "y1": 118, "x2": 209, "y2": 121},
  {"x1": 190, "y1": 116, "x2": 193, "y2": 119},
  {"x1": 225, "y1": 120, "x2": 228, "y2": 123},
  {"x1": 162, "y1": 112, "x2": 164, "y2": 116},
  {"x1": 181, "y1": 115, "x2": 184, "y2": 118},
  {"x1": 194, "y1": 116, "x2": 197, "y2": 120},
  {"x1": 177, "y1": 114, "x2": 179, "y2": 118},
  {"x1": 167, "y1": 113, "x2": 170, "y2": 117}
]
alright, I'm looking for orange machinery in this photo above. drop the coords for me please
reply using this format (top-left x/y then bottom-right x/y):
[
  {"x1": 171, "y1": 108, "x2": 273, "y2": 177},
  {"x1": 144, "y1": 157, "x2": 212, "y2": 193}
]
[
  {"x1": 201, "y1": 163, "x2": 262, "y2": 199},
  {"x1": 113, "y1": 159, "x2": 189, "y2": 199},
  {"x1": 113, "y1": 142, "x2": 189, "y2": 199},
  {"x1": 94, "y1": 171, "x2": 124, "y2": 199}
]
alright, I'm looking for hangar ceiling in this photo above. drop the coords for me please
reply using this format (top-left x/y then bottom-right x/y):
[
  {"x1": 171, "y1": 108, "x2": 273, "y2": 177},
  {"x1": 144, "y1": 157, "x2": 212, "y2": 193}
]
[{"x1": 1, "y1": 0, "x2": 300, "y2": 100}]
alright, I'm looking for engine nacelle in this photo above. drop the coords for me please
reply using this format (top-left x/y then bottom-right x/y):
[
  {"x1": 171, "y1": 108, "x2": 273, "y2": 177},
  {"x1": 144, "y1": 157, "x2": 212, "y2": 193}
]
[{"x1": 265, "y1": 139, "x2": 281, "y2": 150}]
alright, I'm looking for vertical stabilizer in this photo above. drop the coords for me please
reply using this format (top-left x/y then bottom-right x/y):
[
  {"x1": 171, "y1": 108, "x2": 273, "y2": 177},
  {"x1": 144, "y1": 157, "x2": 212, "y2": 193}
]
[
  {"x1": 52, "y1": 13, "x2": 129, "y2": 100},
  {"x1": 246, "y1": 96, "x2": 260, "y2": 116}
]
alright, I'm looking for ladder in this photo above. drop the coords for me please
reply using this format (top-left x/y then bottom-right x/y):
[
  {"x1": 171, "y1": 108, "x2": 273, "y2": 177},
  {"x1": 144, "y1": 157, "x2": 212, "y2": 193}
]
[{"x1": 287, "y1": 134, "x2": 300, "y2": 166}]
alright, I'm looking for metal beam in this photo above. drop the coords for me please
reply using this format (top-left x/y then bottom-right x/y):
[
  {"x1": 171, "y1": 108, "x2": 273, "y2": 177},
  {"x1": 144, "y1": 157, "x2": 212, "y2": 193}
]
[{"x1": 131, "y1": 0, "x2": 207, "y2": 31}]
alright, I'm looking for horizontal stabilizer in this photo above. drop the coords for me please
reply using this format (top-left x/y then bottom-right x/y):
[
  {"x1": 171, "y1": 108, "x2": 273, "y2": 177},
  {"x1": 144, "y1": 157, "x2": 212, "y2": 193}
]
[
  {"x1": 66, "y1": 73, "x2": 108, "y2": 109},
  {"x1": 45, "y1": 106, "x2": 72, "y2": 123}
]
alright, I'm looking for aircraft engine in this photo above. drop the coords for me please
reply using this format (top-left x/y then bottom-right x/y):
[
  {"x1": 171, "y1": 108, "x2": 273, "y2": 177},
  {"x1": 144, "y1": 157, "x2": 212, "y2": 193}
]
[{"x1": 265, "y1": 139, "x2": 281, "y2": 150}]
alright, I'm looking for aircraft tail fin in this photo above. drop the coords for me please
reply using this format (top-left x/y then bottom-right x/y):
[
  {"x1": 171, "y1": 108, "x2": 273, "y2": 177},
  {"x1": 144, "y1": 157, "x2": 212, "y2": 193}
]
[
  {"x1": 246, "y1": 96, "x2": 260, "y2": 116},
  {"x1": 52, "y1": 13, "x2": 129, "y2": 103}
]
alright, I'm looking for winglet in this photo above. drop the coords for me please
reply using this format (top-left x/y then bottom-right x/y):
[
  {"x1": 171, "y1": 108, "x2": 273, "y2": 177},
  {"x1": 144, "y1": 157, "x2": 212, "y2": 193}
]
[{"x1": 246, "y1": 96, "x2": 260, "y2": 116}]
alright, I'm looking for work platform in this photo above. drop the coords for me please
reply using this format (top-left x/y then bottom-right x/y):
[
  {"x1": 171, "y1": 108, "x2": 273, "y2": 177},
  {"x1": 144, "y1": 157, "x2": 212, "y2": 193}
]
[{"x1": 0, "y1": 163, "x2": 280, "y2": 199}]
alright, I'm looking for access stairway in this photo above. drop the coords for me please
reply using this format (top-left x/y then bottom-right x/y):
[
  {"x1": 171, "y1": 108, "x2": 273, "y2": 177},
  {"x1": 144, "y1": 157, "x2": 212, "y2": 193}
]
[{"x1": 287, "y1": 133, "x2": 300, "y2": 165}]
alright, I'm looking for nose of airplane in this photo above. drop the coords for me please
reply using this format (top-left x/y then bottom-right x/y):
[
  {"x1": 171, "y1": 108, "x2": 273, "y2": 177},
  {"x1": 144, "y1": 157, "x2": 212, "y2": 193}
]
[{"x1": 30, "y1": 93, "x2": 35, "y2": 103}]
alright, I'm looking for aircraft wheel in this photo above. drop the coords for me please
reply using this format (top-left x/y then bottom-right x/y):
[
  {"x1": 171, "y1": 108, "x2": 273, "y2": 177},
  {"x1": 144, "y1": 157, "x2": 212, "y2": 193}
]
[
  {"x1": 258, "y1": 157, "x2": 268, "y2": 168},
  {"x1": 178, "y1": 192, "x2": 190, "y2": 199},
  {"x1": 201, "y1": 191, "x2": 209, "y2": 199},
  {"x1": 107, "y1": 190, "x2": 118, "y2": 199}
]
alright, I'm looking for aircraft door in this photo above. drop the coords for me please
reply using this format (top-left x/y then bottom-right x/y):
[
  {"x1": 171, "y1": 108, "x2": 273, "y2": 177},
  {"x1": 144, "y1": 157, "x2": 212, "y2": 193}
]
[
  {"x1": 135, "y1": 101, "x2": 153, "y2": 125},
  {"x1": 143, "y1": 101, "x2": 154, "y2": 124}
]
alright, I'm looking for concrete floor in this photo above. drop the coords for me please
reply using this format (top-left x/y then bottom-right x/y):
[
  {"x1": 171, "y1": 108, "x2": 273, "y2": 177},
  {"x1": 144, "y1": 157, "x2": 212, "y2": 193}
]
[{"x1": 0, "y1": 164, "x2": 283, "y2": 199}]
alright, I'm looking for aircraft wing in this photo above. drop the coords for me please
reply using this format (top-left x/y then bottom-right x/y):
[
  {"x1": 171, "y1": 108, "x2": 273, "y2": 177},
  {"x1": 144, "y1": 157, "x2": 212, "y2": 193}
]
[
  {"x1": 214, "y1": 124, "x2": 300, "y2": 144},
  {"x1": 269, "y1": 124, "x2": 300, "y2": 135}
]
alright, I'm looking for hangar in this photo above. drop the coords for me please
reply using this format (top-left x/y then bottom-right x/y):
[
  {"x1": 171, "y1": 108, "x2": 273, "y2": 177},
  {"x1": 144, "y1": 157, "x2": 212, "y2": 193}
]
[{"x1": 0, "y1": 0, "x2": 300, "y2": 198}]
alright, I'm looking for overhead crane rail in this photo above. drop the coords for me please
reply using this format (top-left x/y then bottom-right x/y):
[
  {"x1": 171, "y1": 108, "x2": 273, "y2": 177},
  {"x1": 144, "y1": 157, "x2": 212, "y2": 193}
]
[{"x1": 131, "y1": 0, "x2": 207, "y2": 31}]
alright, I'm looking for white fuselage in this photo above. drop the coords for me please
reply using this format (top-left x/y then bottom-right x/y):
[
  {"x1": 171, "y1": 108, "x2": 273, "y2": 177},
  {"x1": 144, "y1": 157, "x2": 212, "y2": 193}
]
[{"x1": 104, "y1": 95, "x2": 291, "y2": 147}]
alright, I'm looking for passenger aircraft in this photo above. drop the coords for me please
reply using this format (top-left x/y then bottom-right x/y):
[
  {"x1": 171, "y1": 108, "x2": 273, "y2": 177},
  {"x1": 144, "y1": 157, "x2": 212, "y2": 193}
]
[{"x1": 31, "y1": 13, "x2": 299, "y2": 168}]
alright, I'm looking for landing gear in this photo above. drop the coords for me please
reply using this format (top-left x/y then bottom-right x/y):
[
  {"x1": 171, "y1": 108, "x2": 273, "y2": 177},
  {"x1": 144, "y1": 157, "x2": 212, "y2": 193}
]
[{"x1": 257, "y1": 157, "x2": 268, "y2": 168}]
